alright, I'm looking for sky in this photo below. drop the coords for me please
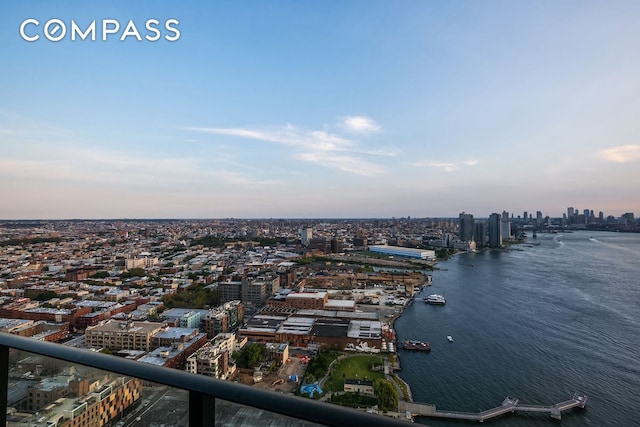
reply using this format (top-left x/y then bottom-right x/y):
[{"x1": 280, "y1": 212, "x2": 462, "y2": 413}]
[{"x1": 1, "y1": 0, "x2": 639, "y2": 219}]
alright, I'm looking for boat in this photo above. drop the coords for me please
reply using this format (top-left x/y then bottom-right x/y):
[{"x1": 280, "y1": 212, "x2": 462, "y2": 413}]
[
  {"x1": 424, "y1": 294, "x2": 446, "y2": 305},
  {"x1": 402, "y1": 340, "x2": 431, "y2": 351},
  {"x1": 447, "y1": 335, "x2": 453, "y2": 342}
]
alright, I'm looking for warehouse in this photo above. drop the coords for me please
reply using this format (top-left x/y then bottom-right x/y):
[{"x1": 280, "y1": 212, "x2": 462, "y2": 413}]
[{"x1": 368, "y1": 245, "x2": 436, "y2": 260}]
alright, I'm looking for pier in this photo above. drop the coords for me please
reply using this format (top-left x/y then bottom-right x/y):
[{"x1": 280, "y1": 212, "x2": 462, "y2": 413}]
[{"x1": 404, "y1": 393, "x2": 587, "y2": 422}]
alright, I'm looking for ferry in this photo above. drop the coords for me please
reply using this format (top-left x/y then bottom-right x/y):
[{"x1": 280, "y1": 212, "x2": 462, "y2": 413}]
[{"x1": 424, "y1": 294, "x2": 446, "y2": 305}]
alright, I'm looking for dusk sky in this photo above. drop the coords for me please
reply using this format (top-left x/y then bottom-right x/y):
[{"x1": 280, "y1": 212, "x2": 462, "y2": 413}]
[{"x1": 1, "y1": 1, "x2": 639, "y2": 219}]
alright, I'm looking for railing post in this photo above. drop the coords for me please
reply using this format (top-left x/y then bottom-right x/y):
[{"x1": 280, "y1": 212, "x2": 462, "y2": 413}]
[
  {"x1": 0, "y1": 345, "x2": 8, "y2": 427},
  {"x1": 189, "y1": 390, "x2": 215, "y2": 426}
]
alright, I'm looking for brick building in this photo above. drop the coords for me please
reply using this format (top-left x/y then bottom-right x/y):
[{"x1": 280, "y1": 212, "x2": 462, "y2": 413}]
[{"x1": 85, "y1": 320, "x2": 163, "y2": 351}]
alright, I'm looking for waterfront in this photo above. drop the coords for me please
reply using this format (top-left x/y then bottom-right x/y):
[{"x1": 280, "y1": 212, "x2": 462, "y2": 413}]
[{"x1": 395, "y1": 231, "x2": 640, "y2": 426}]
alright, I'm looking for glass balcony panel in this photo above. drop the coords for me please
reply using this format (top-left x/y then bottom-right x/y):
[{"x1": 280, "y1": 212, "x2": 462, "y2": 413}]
[
  {"x1": 6, "y1": 350, "x2": 327, "y2": 427},
  {"x1": 1, "y1": 337, "x2": 410, "y2": 427},
  {"x1": 214, "y1": 398, "x2": 326, "y2": 427},
  {"x1": 6, "y1": 349, "x2": 187, "y2": 427}
]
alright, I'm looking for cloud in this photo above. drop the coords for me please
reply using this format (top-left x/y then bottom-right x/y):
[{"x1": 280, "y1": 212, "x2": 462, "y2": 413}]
[
  {"x1": 0, "y1": 146, "x2": 281, "y2": 191},
  {"x1": 188, "y1": 126, "x2": 354, "y2": 151},
  {"x1": 295, "y1": 152, "x2": 384, "y2": 176},
  {"x1": 189, "y1": 121, "x2": 388, "y2": 176},
  {"x1": 427, "y1": 162, "x2": 458, "y2": 172},
  {"x1": 340, "y1": 115, "x2": 382, "y2": 135},
  {"x1": 211, "y1": 171, "x2": 283, "y2": 188},
  {"x1": 0, "y1": 118, "x2": 290, "y2": 193},
  {"x1": 404, "y1": 159, "x2": 479, "y2": 172},
  {"x1": 597, "y1": 145, "x2": 640, "y2": 163},
  {"x1": 404, "y1": 161, "x2": 457, "y2": 172}
]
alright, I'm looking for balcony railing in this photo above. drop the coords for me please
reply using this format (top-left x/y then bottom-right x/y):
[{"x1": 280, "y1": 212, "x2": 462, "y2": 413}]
[{"x1": 0, "y1": 333, "x2": 410, "y2": 426}]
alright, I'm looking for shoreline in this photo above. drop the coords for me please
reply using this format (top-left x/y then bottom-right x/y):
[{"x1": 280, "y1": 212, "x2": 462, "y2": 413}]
[{"x1": 390, "y1": 294, "x2": 415, "y2": 404}]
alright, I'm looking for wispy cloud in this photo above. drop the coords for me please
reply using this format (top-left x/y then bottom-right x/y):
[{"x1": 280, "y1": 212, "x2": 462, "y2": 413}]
[
  {"x1": 188, "y1": 126, "x2": 354, "y2": 151},
  {"x1": 210, "y1": 171, "x2": 283, "y2": 188},
  {"x1": 428, "y1": 162, "x2": 458, "y2": 172},
  {"x1": 296, "y1": 152, "x2": 385, "y2": 176},
  {"x1": 405, "y1": 159, "x2": 479, "y2": 172},
  {"x1": 0, "y1": 146, "x2": 279, "y2": 190},
  {"x1": 597, "y1": 145, "x2": 640, "y2": 163},
  {"x1": 340, "y1": 115, "x2": 382, "y2": 135},
  {"x1": 189, "y1": 120, "x2": 390, "y2": 176}
]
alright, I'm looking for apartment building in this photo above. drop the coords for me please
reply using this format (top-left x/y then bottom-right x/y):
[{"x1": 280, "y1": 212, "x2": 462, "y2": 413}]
[
  {"x1": 185, "y1": 333, "x2": 237, "y2": 380},
  {"x1": 85, "y1": 320, "x2": 163, "y2": 351}
]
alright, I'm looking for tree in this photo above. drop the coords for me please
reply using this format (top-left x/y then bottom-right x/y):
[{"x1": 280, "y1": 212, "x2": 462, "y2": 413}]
[
  {"x1": 374, "y1": 379, "x2": 398, "y2": 412},
  {"x1": 32, "y1": 291, "x2": 57, "y2": 301},
  {"x1": 90, "y1": 271, "x2": 110, "y2": 279},
  {"x1": 245, "y1": 343, "x2": 268, "y2": 368},
  {"x1": 162, "y1": 283, "x2": 218, "y2": 309},
  {"x1": 234, "y1": 343, "x2": 268, "y2": 369},
  {"x1": 121, "y1": 267, "x2": 146, "y2": 278}
]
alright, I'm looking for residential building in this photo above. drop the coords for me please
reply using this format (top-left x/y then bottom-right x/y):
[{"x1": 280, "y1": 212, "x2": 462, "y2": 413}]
[
  {"x1": 301, "y1": 227, "x2": 312, "y2": 246},
  {"x1": 85, "y1": 320, "x2": 163, "y2": 351},
  {"x1": 185, "y1": 333, "x2": 237, "y2": 380},
  {"x1": 458, "y1": 212, "x2": 475, "y2": 242},
  {"x1": 488, "y1": 213, "x2": 502, "y2": 248}
]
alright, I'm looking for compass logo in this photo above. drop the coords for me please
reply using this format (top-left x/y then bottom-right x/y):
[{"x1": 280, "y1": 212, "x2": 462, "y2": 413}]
[{"x1": 19, "y1": 18, "x2": 180, "y2": 42}]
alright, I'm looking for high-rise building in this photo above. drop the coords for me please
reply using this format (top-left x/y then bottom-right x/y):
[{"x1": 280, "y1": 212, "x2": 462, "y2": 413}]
[
  {"x1": 488, "y1": 213, "x2": 502, "y2": 248},
  {"x1": 330, "y1": 237, "x2": 344, "y2": 253},
  {"x1": 301, "y1": 227, "x2": 312, "y2": 246},
  {"x1": 474, "y1": 222, "x2": 487, "y2": 248},
  {"x1": 458, "y1": 212, "x2": 475, "y2": 242},
  {"x1": 501, "y1": 211, "x2": 511, "y2": 240},
  {"x1": 621, "y1": 212, "x2": 635, "y2": 224},
  {"x1": 536, "y1": 211, "x2": 543, "y2": 224}
]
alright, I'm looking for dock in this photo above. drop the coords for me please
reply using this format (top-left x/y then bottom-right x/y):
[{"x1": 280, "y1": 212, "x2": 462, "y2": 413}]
[{"x1": 404, "y1": 393, "x2": 587, "y2": 422}]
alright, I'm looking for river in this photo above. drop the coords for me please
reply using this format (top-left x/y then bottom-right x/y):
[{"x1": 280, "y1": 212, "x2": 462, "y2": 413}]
[{"x1": 394, "y1": 230, "x2": 640, "y2": 426}]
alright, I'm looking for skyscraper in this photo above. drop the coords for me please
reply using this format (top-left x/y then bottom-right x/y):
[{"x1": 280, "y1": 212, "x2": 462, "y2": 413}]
[
  {"x1": 501, "y1": 211, "x2": 511, "y2": 241},
  {"x1": 488, "y1": 213, "x2": 502, "y2": 248},
  {"x1": 474, "y1": 222, "x2": 487, "y2": 248},
  {"x1": 301, "y1": 227, "x2": 312, "y2": 246},
  {"x1": 458, "y1": 212, "x2": 475, "y2": 242}
]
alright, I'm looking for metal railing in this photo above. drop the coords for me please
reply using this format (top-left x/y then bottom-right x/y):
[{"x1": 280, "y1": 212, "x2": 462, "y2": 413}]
[{"x1": 0, "y1": 333, "x2": 410, "y2": 426}]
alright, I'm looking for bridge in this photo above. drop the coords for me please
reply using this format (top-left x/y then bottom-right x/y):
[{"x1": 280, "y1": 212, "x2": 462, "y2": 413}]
[{"x1": 404, "y1": 393, "x2": 587, "y2": 422}]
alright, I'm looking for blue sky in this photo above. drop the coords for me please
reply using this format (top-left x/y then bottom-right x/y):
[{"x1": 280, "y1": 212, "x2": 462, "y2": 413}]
[{"x1": 1, "y1": 1, "x2": 639, "y2": 219}]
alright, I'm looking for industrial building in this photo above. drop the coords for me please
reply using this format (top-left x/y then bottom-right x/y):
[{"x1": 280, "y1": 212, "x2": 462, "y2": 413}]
[{"x1": 368, "y1": 245, "x2": 435, "y2": 260}]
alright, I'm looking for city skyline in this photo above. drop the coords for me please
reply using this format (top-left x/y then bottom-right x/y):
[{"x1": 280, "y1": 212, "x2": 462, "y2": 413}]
[{"x1": 2, "y1": 1, "x2": 640, "y2": 219}]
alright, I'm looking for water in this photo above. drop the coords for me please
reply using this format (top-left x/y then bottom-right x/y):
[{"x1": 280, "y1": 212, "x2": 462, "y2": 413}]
[{"x1": 394, "y1": 231, "x2": 640, "y2": 426}]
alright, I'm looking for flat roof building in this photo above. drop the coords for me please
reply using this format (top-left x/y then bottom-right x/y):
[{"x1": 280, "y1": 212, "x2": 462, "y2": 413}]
[
  {"x1": 85, "y1": 320, "x2": 163, "y2": 351},
  {"x1": 368, "y1": 245, "x2": 435, "y2": 260}
]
